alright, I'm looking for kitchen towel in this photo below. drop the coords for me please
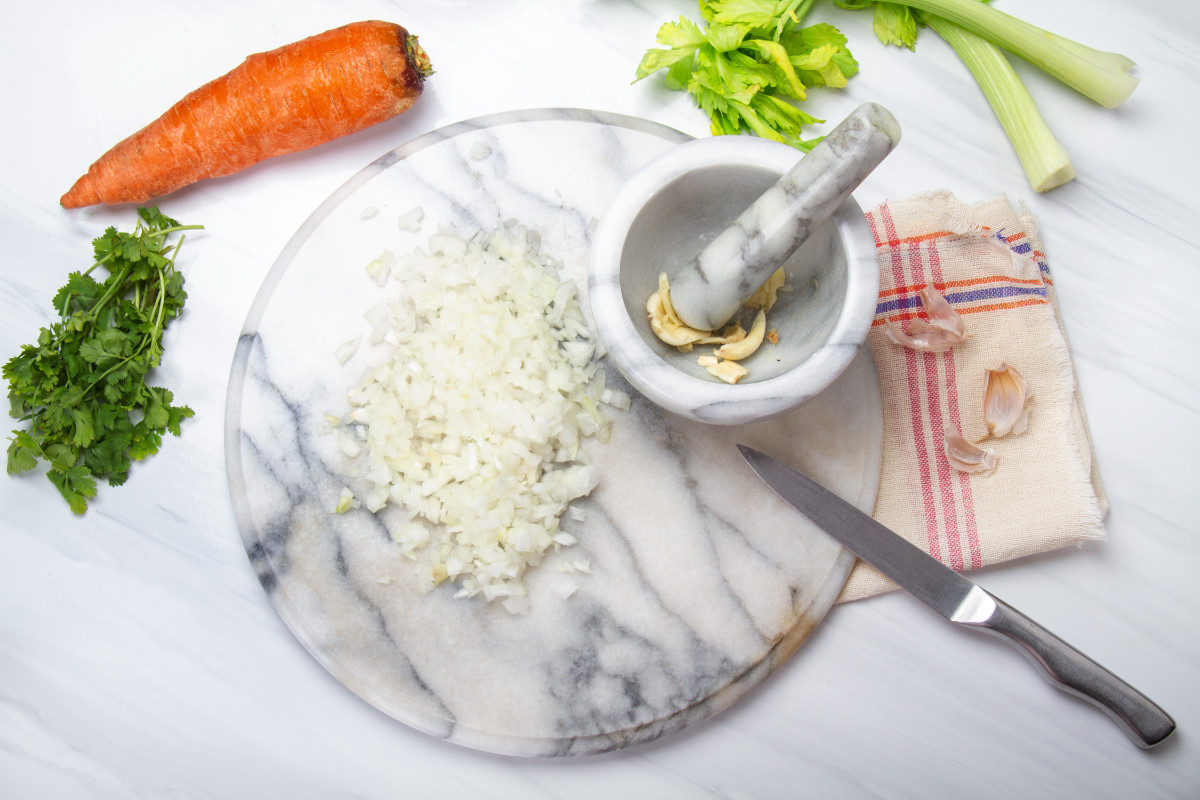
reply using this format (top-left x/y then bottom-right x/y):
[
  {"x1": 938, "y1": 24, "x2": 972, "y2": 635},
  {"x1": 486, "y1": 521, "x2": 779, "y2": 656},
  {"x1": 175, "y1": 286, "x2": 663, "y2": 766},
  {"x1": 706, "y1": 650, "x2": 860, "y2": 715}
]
[{"x1": 838, "y1": 191, "x2": 1108, "y2": 602}]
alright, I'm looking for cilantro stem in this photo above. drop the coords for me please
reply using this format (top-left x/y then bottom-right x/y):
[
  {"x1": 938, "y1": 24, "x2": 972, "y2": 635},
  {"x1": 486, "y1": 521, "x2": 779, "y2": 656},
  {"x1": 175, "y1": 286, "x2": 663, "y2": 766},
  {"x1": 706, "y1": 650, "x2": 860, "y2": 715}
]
[
  {"x1": 88, "y1": 264, "x2": 131, "y2": 322},
  {"x1": 5, "y1": 207, "x2": 200, "y2": 514}
]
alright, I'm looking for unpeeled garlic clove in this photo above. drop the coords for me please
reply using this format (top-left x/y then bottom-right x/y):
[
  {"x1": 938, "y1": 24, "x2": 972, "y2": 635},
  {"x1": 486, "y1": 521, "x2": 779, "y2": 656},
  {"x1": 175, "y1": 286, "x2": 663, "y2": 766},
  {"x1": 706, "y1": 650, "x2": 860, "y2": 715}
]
[
  {"x1": 944, "y1": 426, "x2": 997, "y2": 475},
  {"x1": 983, "y1": 362, "x2": 1030, "y2": 438},
  {"x1": 884, "y1": 317, "x2": 962, "y2": 352},
  {"x1": 884, "y1": 285, "x2": 966, "y2": 352}
]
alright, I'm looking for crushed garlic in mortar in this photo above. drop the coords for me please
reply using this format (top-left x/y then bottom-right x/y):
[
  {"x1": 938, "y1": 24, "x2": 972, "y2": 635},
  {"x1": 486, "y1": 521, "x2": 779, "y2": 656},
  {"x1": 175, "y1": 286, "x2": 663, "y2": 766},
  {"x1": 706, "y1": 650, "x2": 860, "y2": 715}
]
[{"x1": 647, "y1": 268, "x2": 786, "y2": 384}]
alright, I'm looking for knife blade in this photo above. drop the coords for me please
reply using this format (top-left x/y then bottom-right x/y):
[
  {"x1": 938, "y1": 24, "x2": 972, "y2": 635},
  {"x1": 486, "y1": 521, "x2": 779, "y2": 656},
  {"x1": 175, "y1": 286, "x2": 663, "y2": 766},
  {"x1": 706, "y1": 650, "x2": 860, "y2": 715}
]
[{"x1": 737, "y1": 444, "x2": 1176, "y2": 748}]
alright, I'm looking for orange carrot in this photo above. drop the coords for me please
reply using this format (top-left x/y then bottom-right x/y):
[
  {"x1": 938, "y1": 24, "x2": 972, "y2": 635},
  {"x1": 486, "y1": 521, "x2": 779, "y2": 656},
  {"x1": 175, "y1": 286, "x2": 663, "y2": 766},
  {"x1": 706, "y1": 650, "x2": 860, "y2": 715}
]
[{"x1": 61, "y1": 21, "x2": 433, "y2": 208}]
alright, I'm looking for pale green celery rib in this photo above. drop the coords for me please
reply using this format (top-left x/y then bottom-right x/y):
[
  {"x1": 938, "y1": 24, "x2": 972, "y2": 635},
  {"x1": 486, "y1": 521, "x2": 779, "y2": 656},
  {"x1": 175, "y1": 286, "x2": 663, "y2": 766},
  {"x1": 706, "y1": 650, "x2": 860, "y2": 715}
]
[
  {"x1": 894, "y1": 0, "x2": 1139, "y2": 107},
  {"x1": 925, "y1": 15, "x2": 1075, "y2": 192}
]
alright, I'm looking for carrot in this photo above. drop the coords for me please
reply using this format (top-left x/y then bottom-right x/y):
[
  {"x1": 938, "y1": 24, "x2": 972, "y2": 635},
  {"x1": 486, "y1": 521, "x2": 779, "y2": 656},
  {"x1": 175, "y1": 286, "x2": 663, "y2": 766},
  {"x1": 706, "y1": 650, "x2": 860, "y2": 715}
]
[{"x1": 61, "y1": 21, "x2": 433, "y2": 209}]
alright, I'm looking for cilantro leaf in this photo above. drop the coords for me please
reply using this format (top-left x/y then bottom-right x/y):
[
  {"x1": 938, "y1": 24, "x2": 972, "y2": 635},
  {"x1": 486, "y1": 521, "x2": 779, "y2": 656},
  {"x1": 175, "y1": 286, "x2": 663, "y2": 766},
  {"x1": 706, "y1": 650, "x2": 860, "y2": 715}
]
[
  {"x1": 7, "y1": 431, "x2": 41, "y2": 474},
  {"x1": 47, "y1": 465, "x2": 98, "y2": 516},
  {"x1": 4, "y1": 207, "x2": 202, "y2": 514}
]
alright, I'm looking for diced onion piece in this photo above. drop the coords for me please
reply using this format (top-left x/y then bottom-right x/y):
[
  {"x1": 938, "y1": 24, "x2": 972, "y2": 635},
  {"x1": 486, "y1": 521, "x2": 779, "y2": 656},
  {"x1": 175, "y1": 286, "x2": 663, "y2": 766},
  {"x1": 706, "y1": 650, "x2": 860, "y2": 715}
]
[
  {"x1": 337, "y1": 434, "x2": 362, "y2": 458},
  {"x1": 334, "y1": 224, "x2": 615, "y2": 611},
  {"x1": 335, "y1": 336, "x2": 361, "y2": 365},
  {"x1": 502, "y1": 595, "x2": 531, "y2": 615},
  {"x1": 365, "y1": 250, "x2": 395, "y2": 286},
  {"x1": 332, "y1": 487, "x2": 359, "y2": 514},
  {"x1": 397, "y1": 206, "x2": 424, "y2": 232}
]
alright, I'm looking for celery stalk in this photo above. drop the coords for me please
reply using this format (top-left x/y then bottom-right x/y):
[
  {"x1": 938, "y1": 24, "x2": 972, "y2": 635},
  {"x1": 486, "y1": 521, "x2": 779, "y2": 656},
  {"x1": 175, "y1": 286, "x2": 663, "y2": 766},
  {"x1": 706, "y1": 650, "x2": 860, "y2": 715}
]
[
  {"x1": 891, "y1": 0, "x2": 1138, "y2": 108},
  {"x1": 925, "y1": 15, "x2": 1075, "y2": 192}
]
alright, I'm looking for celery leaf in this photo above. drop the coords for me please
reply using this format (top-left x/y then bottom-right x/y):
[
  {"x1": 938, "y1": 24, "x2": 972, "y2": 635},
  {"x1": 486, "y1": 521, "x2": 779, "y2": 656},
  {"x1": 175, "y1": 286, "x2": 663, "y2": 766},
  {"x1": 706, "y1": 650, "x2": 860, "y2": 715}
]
[{"x1": 635, "y1": 1, "x2": 855, "y2": 150}]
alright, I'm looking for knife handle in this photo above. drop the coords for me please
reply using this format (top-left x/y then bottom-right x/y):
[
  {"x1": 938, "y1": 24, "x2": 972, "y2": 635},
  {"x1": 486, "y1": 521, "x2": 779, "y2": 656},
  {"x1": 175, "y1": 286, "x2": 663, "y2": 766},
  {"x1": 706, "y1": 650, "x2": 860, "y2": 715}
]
[{"x1": 967, "y1": 596, "x2": 1175, "y2": 748}]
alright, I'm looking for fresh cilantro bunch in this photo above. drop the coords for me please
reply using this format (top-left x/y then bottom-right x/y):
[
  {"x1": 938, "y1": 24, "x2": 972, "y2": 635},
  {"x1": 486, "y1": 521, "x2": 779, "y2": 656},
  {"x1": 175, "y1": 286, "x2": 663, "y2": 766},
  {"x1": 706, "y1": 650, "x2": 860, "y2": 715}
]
[
  {"x1": 5, "y1": 207, "x2": 202, "y2": 514},
  {"x1": 634, "y1": 0, "x2": 859, "y2": 150}
]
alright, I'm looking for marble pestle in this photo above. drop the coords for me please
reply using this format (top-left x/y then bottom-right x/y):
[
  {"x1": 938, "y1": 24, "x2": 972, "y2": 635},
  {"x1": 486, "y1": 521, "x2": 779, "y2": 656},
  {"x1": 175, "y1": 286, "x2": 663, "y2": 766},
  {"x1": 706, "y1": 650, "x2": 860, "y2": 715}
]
[{"x1": 668, "y1": 103, "x2": 901, "y2": 332}]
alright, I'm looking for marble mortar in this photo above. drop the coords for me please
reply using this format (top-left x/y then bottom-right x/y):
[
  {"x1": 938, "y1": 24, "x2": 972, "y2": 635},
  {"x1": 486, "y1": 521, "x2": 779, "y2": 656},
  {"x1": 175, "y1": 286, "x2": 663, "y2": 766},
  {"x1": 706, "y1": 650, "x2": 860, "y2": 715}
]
[{"x1": 588, "y1": 135, "x2": 882, "y2": 425}]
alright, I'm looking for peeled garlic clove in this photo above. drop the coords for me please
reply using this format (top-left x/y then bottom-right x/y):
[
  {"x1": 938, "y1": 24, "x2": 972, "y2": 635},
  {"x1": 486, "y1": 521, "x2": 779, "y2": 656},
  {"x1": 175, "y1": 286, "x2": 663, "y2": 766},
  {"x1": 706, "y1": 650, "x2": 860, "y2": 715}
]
[
  {"x1": 884, "y1": 317, "x2": 961, "y2": 352},
  {"x1": 695, "y1": 322, "x2": 747, "y2": 346},
  {"x1": 657, "y1": 272, "x2": 685, "y2": 327},
  {"x1": 944, "y1": 426, "x2": 997, "y2": 475},
  {"x1": 703, "y1": 358, "x2": 749, "y2": 385},
  {"x1": 645, "y1": 289, "x2": 662, "y2": 316},
  {"x1": 983, "y1": 363, "x2": 1030, "y2": 438},
  {"x1": 919, "y1": 285, "x2": 965, "y2": 337},
  {"x1": 715, "y1": 309, "x2": 767, "y2": 361},
  {"x1": 746, "y1": 267, "x2": 787, "y2": 311},
  {"x1": 722, "y1": 323, "x2": 748, "y2": 343},
  {"x1": 647, "y1": 291, "x2": 711, "y2": 347}
]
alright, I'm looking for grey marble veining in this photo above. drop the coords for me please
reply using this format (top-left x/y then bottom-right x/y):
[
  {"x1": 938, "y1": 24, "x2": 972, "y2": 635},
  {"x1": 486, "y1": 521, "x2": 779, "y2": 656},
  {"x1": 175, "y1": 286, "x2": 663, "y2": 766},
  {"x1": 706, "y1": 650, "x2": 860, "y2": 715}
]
[
  {"x1": 6, "y1": 2, "x2": 1200, "y2": 796},
  {"x1": 668, "y1": 104, "x2": 901, "y2": 332},
  {"x1": 225, "y1": 110, "x2": 883, "y2": 756},
  {"x1": 589, "y1": 134, "x2": 881, "y2": 425}
]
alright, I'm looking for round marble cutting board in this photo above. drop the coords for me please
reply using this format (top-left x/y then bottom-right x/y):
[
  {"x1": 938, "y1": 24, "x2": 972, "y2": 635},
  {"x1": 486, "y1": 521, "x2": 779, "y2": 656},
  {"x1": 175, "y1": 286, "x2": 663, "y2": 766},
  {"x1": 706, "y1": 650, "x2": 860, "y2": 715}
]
[{"x1": 225, "y1": 109, "x2": 883, "y2": 757}]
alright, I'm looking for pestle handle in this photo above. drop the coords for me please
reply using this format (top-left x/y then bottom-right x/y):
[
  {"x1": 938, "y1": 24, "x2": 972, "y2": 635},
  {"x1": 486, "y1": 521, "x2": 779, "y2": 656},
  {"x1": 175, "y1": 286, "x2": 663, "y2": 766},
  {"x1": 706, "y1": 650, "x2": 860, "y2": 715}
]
[{"x1": 670, "y1": 103, "x2": 901, "y2": 332}]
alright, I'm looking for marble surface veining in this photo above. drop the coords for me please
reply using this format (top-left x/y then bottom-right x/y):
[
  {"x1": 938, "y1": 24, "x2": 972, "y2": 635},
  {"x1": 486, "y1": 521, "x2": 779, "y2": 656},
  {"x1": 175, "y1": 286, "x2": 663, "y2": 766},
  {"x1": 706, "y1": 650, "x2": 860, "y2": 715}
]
[
  {"x1": 3, "y1": 1, "x2": 1199, "y2": 797},
  {"x1": 225, "y1": 111, "x2": 883, "y2": 756}
]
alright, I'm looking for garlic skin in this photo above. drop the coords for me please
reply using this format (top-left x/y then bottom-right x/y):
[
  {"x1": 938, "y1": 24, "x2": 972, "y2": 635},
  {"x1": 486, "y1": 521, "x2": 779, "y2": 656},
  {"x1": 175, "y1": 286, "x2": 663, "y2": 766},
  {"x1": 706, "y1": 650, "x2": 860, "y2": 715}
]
[
  {"x1": 983, "y1": 363, "x2": 1030, "y2": 438},
  {"x1": 884, "y1": 285, "x2": 966, "y2": 352},
  {"x1": 884, "y1": 318, "x2": 962, "y2": 352},
  {"x1": 919, "y1": 285, "x2": 965, "y2": 338},
  {"x1": 944, "y1": 426, "x2": 998, "y2": 475}
]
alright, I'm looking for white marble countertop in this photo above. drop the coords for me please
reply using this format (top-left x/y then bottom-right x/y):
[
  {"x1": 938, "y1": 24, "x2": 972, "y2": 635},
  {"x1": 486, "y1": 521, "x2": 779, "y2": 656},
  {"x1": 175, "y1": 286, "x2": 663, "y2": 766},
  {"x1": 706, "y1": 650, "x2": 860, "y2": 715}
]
[{"x1": 2, "y1": 0, "x2": 1197, "y2": 796}]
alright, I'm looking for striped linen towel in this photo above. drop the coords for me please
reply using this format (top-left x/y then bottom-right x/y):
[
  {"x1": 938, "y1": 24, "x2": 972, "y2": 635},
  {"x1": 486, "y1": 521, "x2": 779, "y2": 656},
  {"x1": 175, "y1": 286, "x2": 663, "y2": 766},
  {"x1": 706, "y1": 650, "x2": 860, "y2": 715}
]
[{"x1": 838, "y1": 191, "x2": 1108, "y2": 602}]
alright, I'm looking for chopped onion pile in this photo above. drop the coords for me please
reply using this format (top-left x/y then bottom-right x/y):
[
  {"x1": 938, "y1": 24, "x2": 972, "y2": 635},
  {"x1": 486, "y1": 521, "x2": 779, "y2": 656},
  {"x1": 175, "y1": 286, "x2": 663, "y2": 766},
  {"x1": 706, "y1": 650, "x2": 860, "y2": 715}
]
[{"x1": 332, "y1": 223, "x2": 629, "y2": 611}]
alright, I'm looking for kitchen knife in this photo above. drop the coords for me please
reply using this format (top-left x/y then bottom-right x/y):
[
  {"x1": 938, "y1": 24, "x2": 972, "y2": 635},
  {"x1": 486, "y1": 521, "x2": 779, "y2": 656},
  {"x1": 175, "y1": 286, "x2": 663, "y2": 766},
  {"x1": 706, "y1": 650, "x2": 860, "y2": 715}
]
[{"x1": 737, "y1": 444, "x2": 1176, "y2": 748}]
